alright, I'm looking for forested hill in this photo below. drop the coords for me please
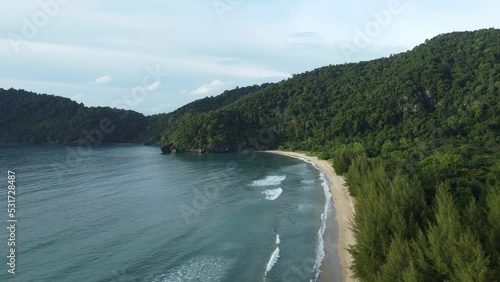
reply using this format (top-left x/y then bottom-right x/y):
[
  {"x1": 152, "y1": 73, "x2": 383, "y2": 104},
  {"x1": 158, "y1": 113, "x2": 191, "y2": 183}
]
[
  {"x1": 164, "y1": 28, "x2": 499, "y2": 154},
  {"x1": 0, "y1": 84, "x2": 268, "y2": 144},
  {"x1": 161, "y1": 28, "x2": 500, "y2": 280},
  {"x1": 145, "y1": 83, "x2": 272, "y2": 144},
  {"x1": 0, "y1": 88, "x2": 150, "y2": 144}
]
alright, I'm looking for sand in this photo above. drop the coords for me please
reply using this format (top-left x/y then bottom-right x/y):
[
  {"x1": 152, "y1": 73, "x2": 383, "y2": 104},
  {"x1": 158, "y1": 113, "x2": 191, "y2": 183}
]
[{"x1": 265, "y1": 151, "x2": 356, "y2": 282}]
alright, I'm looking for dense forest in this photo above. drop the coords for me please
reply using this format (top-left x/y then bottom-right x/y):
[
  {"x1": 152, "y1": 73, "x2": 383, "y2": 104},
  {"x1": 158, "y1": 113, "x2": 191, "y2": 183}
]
[
  {"x1": 1, "y1": 29, "x2": 499, "y2": 280},
  {"x1": 0, "y1": 89, "x2": 150, "y2": 144},
  {"x1": 145, "y1": 83, "x2": 271, "y2": 145},
  {"x1": 0, "y1": 84, "x2": 267, "y2": 145}
]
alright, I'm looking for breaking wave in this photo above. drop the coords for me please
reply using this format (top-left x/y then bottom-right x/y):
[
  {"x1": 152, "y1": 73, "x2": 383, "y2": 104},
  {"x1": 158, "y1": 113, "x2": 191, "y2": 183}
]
[
  {"x1": 250, "y1": 175, "x2": 286, "y2": 186},
  {"x1": 261, "y1": 188, "x2": 283, "y2": 200}
]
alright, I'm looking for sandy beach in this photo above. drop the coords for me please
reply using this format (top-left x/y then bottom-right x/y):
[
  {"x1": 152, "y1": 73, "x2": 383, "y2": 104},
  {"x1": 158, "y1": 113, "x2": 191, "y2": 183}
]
[{"x1": 266, "y1": 151, "x2": 356, "y2": 282}]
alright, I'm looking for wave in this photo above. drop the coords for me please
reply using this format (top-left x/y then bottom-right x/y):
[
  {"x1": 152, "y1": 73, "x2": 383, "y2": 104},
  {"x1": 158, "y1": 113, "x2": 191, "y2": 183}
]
[
  {"x1": 313, "y1": 172, "x2": 332, "y2": 281},
  {"x1": 278, "y1": 154, "x2": 333, "y2": 281},
  {"x1": 151, "y1": 256, "x2": 234, "y2": 282},
  {"x1": 265, "y1": 247, "x2": 280, "y2": 275},
  {"x1": 300, "y1": 179, "x2": 315, "y2": 184},
  {"x1": 261, "y1": 188, "x2": 283, "y2": 201},
  {"x1": 250, "y1": 175, "x2": 286, "y2": 186},
  {"x1": 263, "y1": 232, "x2": 281, "y2": 280}
]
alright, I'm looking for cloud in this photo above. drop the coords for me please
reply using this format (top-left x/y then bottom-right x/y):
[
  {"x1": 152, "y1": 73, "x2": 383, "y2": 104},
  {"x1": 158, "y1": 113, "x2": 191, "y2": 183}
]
[
  {"x1": 146, "y1": 81, "x2": 160, "y2": 91},
  {"x1": 0, "y1": 39, "x2": 291, "y2": 80},
  {"x1": 188, "y1": 80, "x2": 227, "y2": 96},
  {"x1": 89, "y1": 75, "x2": 112, "y2": 85}
]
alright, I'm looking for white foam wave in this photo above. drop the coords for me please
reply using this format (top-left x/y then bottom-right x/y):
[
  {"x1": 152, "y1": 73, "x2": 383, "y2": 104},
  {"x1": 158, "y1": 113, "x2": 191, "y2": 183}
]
[
  {"x1": 300, "y1": 179, "x2": 315, "y2": 184},
  {"x1": 313, "y1": 172, "x2": 332, "y2": 281},
  {"x1": 265, "y1": 247, "x2": 280, "y2": 274},
  {"x1": 250, "y1": 175, "x2": 286, "y2": 186},
  {"x1": 274, "y1": 153, "x2": 333, "y2": 282},
  {"x1": 151, "y1": 257, "x2": 234, "y2": 282},
  {"x1": 261, "y1": 188, "x2": 283, "y2": 200}
]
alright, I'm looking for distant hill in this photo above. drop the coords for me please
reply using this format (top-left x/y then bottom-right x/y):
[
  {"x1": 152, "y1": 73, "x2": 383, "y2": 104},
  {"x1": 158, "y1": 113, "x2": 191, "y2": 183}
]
[
  {"x1": 0, "y1": 84, "x2": 269, "y2": 145},
  {"x1": 145, "y1": 83, "x2": 272, "y2": 144},
  {"x1": 0, "y1": 88, "x2": 149, "y2": 144}
]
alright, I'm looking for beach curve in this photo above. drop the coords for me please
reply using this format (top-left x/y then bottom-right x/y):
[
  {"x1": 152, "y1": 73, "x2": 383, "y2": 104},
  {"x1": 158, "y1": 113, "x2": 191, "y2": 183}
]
[{"x1": 265, "y1": 150, "x2": 356, "y2": 282}]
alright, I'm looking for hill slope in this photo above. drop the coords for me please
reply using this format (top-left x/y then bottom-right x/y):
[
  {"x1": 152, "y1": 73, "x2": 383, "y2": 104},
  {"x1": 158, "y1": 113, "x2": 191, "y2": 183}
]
[
  {"x1": 165, "y1": 29, "x2": 499, "y2": 155},
  {"x1": 145, "y1": 83, "x2": 272, "y2": 144},
  {"x1": 160, "y1": 28, "x2": 500, "y2": 280},
  {"x1": 0, "y1": 88, "x2": 149, "y2": 144},
  {"x1": 0, "y1": 84, "x2": 269, "y2": 145}
]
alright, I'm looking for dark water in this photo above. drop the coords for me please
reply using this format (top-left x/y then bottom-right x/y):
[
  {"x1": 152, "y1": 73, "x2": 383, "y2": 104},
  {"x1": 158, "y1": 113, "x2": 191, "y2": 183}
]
[{"x1": 0, "y1": 145, "x2": 330, "y2": 282}]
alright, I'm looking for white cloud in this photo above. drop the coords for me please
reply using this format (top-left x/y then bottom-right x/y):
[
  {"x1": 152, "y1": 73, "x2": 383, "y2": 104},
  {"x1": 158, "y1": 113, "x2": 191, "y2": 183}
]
[
  {"x1": 146, "y1": 81, "x2": 160, "y2": 91},
  {"x1": 0, "y1": 39, "x2": 291, "y2": 80},
  {"x1": 188, "y1": 80, "x2": 227, "y2": 96},
  {"x1": 89, "y1": 75, "x2": 112, "y2": 85}
]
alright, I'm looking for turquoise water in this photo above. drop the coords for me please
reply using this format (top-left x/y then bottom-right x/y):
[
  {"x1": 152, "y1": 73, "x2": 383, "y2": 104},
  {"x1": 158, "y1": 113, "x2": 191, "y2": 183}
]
[{"x1": 0, "y1": 145, "x2": 329, "y2": 281}]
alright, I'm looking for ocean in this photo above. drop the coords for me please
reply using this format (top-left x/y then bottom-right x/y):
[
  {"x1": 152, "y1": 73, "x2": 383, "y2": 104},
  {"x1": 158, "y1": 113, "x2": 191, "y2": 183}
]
[{"x1": 0, "y1": 145, "x2": 333, "y2": 282}]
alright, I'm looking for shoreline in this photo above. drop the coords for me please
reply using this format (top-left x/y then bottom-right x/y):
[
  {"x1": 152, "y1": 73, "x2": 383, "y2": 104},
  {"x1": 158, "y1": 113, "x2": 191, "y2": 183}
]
[{"x1": 265, "y1": 150, "x2": 356, "y2": 282}]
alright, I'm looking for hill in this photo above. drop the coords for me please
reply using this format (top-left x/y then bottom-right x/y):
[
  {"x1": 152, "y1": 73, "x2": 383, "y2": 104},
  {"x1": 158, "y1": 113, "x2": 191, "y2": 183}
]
[
  {"x1": 0, "y1": 84, "x2": 269, "y2": 145},
  {"x1": 160, "y1": 28, "x2": 500, "y2": 280},
  {"x1": 0, "y1": 89, "x2": 149, "y2": 144},
  {"x1": 145, "y1": 83, "x2": 272, "y2": 144},
  {"x1": 165, "y1": 29, "x2": 499, "y2": 156}
]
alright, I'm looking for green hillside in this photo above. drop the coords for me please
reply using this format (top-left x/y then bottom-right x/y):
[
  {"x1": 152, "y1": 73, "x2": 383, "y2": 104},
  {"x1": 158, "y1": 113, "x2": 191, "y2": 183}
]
[
  {"x1": 0, "y1": 84, "x2": 268, "y2": 145},
  {"x1": 160, "y1": 28, "x2": 500, "y2": 280},
  {"x1": 0, "y1": 89, "x2": 149, "y2": 144},
  {"x1": 145, "y1": 83, "x2": 271, "y2": 144},
  {"x1": 165, "y1": 29, "x2": 499, "y2": 156}
]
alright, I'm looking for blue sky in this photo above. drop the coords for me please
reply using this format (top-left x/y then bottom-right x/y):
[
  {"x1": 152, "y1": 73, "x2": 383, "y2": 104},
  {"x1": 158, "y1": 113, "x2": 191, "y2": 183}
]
[{"x1": 1, "y1": 0, "x2": 499, "y2": 115}]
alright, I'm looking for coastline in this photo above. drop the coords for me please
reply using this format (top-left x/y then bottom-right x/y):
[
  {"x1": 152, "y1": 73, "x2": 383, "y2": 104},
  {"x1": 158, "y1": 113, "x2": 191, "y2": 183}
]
[{"x1": 265, "y1": 150, "x2": 356, "y2": 282}]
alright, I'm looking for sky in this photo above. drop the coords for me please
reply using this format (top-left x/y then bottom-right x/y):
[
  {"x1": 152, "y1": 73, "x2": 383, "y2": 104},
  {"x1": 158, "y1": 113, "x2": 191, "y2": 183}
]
[{"x1": 1, "y1": 0, "x2": 499, "y2": 115}]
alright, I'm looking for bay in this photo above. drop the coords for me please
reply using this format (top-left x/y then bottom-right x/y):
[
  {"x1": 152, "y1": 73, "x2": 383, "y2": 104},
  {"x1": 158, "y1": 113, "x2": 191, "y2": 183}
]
[{"x1": 0, "y1": 145, "x2": 327, "y2": 282}]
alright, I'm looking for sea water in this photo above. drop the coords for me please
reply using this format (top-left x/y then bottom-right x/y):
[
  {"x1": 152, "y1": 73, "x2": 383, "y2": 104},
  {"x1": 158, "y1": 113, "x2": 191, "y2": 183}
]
[{"x1": 0, "y1": 145, "x2": 332, "y2": 282}]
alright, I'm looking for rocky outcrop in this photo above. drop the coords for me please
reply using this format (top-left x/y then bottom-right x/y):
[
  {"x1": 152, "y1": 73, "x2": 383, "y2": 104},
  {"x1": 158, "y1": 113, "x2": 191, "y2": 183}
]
[
  {"x1": 211, "y1": 144, "x2": 230, "y2": 153},
  {"x1": 160, "y1": 143, "x2": 231, "y2": 154},
  {"x1": 160, "y1": 143, "x2": 175, "y2": 154}
]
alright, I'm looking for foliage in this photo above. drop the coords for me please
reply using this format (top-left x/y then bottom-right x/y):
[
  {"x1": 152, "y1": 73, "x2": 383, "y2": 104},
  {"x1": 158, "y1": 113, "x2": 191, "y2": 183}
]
[
  {"x1": 0, "y1": 89, "x2": 149, "y2": 144},
  {"x1": 0, "y1": 84, "x2": 269, "y2": 145},
  {"x1": 333, "y1": 146, "x2": 359, "y2": 175}
]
